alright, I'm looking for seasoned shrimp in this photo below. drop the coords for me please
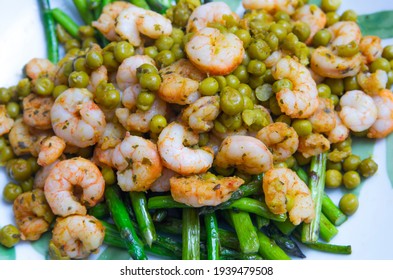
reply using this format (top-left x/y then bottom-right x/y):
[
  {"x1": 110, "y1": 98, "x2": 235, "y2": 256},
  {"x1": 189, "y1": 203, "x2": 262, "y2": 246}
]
[
  {"x1": 293, "y1": 4, "x2": 326, "y2": 45},
  {"x1": 326, "y1": 112, "x2": 350, "y2": 144},
  {"x1": 8, "y1": 119, "x2": 35, "y2": 156},
  {"x1": 181, "y1": 96, "x2": 220, "y2": 133},
  {"x1": 122, "y1": 84, "x2": 141, "y2": 109},
  {"x1": 256, "y1": 122, "x2": 299, "y2": 163},
  {"x1": 110, "y1": 134, "x2": 162, "y2": 192},
  {"x1": 25, "y1": 58, "x2": 56, "y2": 80},
  {"x1": 170, "y1": 173, "x2": 244, "y2": 207},
  {"x1": 272, "y1": 57, "x2": 319, "y2": 118},
  {"x1": 298, "y1": 133, "x2": 330, "y2": 158},
  {"x1": 328, "y1": 21, "x2": 362, "y2": 47},
  {"x1": 0, "y1": 105, "x2": 14, "y2": 136},
  {"x1": 51, "y1": 214, "x2": 105, "y2": 259},
  {"x1": 13, "y1": 189, "x2": 55, "y2": 240},
  {"x1": 242, "y1": 0, "x2": 299, "y2": 15},
  {"x1": 186, "y1": 2, "x2": 239, "y2": 32},
  {"x1": 44, "y1": 157, "x2": 105, "y2": 217},
  {"x1": 157, "y1": 122, "x2": 214, "y2": 175},
  {"x1": 263, "y1": 167, "x2": 315, "y2": 225},
  {"x1": 339, "y1": 90, "x2": 378, "y2": 132},
  {"x1": 97, "y1": 122, "x2": 126, "y2": 150},
  {"x1": 37, "y1": 136, "x2": 66, "y2": 167},
  {"x1": 116, "y1": 55, "x2": 156, "y2": 90},
  {"x1": 357, "y1": 70, "x2": 388, "y2": 96},
  {"x1": 34, "y1": 158, "x2": 62, "y2": 189},
  {"x1": 23, "y1": 93, "x2": 54, "y2": 130},
  {"x1": 359, "y1": 35, "x2": 383, "y2": 64},
  {"x1": 214, "y1": 135, "x2": 273, "y2": 174},
  {"x1": 185, "y1": 27, "x2": 244, "y2": 76},
  {"x1": 158, "y1": 59, "x2": 205, "y2": 105},
  {"x1": 367, "y1": 89, "x2": 393, "y2": 138},
  {"x1": 150, "y1": 167, "x2": 177, "y2": 193},
  {"x1": 264, "y1": 50, "x2": 283, "y2": 68},
  {"x1": 87, "y1": 65, "x2": 108, "y2": 94},
  {"x1": 308, "y1": 97, "x2": 336, "y2": 133},
  {"x1": 50, "y1": 88, "x2": 106, "y2": 148}
]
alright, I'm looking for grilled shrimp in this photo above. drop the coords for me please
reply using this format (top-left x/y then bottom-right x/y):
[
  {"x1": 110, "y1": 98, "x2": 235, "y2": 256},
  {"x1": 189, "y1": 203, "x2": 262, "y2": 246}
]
[
  {"x1": 50, "y1": 88, "x2": 106, "y2": 148},
  {"x1": 157, "y1": 122, "x2": 214, "y2": 175},
  {"x1": 0, "y1": 105, "x2": 14, "y2": 136},
  {"x1": 185, "y1": 27, "x2": 244, "y2": 76},
  {"x1": 272, "y1": 57, "x2": 319, "y2": 118},
  {"x1": 339, "y1": 90, "x2": 378, "y2": 132},
  {"x1": 33, "y1": 158, "x2": 63, "y2": 189},
  {"x1": 357, "y1": 70, "x2": 388, "y2": 96},
  {"x1": 13, "y1": 189, "x2": 55, "y2": 241},
  {"x1": 256, "y1": 122, "x2": 299, "y2": 163},
  {"x1": 51, "y1": 214, "x2": 105, "y2": 259},
  {"x1": 326, "y1": 112, "x2": 350, "y2": 144},
  {"x1": 44, "y1": 157, "x2": 105, "y2": 217},
  {"x1": 367, "y1": 89, "x2": 393, "y2": 138},
  {"x1": 37, "y1": 136, "x2": 66, "y2": 167},
  {"x1": 293, "y1": 4, "x2": 326, "y2": 44},
  {"x1": 170, "y1": 173, "x2": 244, "y2": 207},
  {"x1": 25, "y1": 58, "x2": 56, "y2": 80},
  {"x1": 214, "y1": 135, "x2": 273, "y2": 174},
  {"x1": 298, "y1": 133, "x2": 330, "y2": 158},
  {"x1": 242, "y1": 0, "x2": 299, "y2": 15},
  {"x1": 97, "y1": 122, "x2": 126, "y2": 150},
  {"x1": 263, "y1": 167, "x2": 315, "y2": 225},
  {"x1": 308, "y1": 97, "x2": 336, "y2": 133},
  {"x1": 359, "y1": 35, "x2": 383, "y2": 64},
  {"x1": 8, "y1": 118, "x2": 44, "y2": 156},
  {"x1": 116, "y1": 55, "x2": 156, "y2": 90},
  {"x1": 22, "y1": 94, "x2": 54, "y2": 130}
]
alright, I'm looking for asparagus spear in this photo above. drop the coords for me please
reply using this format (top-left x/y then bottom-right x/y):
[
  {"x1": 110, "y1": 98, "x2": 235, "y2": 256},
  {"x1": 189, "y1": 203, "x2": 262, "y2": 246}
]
[
  {"x1": 322, "y1": 192, "x2": 347, "y2": 226},
  {"x1": 257, "y1": 230, "x2": 291, "y2": 260},
  {"x1": 319, "y1": 212, "x2": 338, "y2": 242},
  {"x1": 182, "y1": 208, "x2": 200, "y2": 260},
  {"x1": 73, "y1": 0, "x2": 94, "y2": 24},
  {"x1": 203, "y1": 212, "x2": 220, "y2": 260},
  {"x1": 51, "y1": 8, "x2": 80, "y2": 38},
  {"x1": 146, "y1": 0, "x2": 172, "y2": 13},
  {"x1": 39, "y1": 0, "x2": 59, "y2": 63}
]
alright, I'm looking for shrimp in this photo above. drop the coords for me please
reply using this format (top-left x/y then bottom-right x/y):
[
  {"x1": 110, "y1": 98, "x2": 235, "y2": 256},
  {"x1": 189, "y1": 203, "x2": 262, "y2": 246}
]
[
  {"x1": 308, "y1": 97, "x2": 336, "y2": 133},
  {"x1": 256, "y1": 122, "x2": 299, "y2": 163},
  {"x1": 87, "y1": 65, "x2": 108, "y2": 94},
  {"x1": 158, "y1": 59, "x2": 205, "y2": 105},
  {"x1": 298, "y1": 133, "x2": 330, "y2": 158},
  {"x1": 293, "y1": 4, "x2": 326, "y2": 45},
  {"x1": 186, "y1": 2, "x2": 239, "y2": 33},
  {"x1": 242, "y1": 0, "x2": 299, "y2": 15},
  {"x1": 359, "y1": 35, "x2": 383, "y2": 64},
  {"x1": 51, "y1": 214, "x2": 105, "y2": 259},
  {"x1": 22, "y1": 93, "x2": 54, "y2": 130},
  {"x1": 328, "y1": 21, "x2": 362, "y2": 47},
  {"x1": 115, "y1": 5, "x2": 172, "y2": 46},
  {"x1": 150, "y1": 167, "x2": 177, "y2": 193},
  {"x1": 263, "y1": 167, "x2": 315, "y2": 225},
  {"x1": 180, "y1": 96, "x2": 220, "y2": 133},
  {"x1": 339, "y1": 90, "x2": 378, "y2": 132},
  {"x1": 8, "y1": 118, "x2": 35, "y2": 156},
  {"x1": 272, "y1": 57, "x2": 319, "y2": 118},
  {"x1": 0, "y1": 105, "x2": 14, "y2": 136},
  {"x1": 157, "y1": 122, "x2": 214, "y2": 175},
  {"x1": 37, "y1": 136, "x2": 66, "y2": 167},
  {"x1": 50, "y1": 88, "x2": 106, "y2": 148},
  {"x1": 367, "y1": 89, "x2": 393, "y2": 138},
  {"x1": 97, "y1": 122, "x2": 126, "y2": 150},
  {"x1": 214, "y1": 135, "x2": 273, "y2": 174},
  {"x1": 25, "y1": 58, "x2": 56, "y2": 80},
  {"x1": 170, "y1": 173, "x2": 244, "y2": 207},
  {"x1": 185, "y1": 27, "x2": 244, "y2": 76},
  {"x1": 13, "y1": 189, "x2": 55, "y2": 241},
  {"x1": 326, "y1": 112, "x2": 350, "y2": 144},
  {"x1": 92, "y1": 1, "x2": 132, "y2": 41},
  {"x1": 264, "y1": 50, "x2": 283, "y2": 68},
  {"x1": 121, "y1": 84, "x2": 141, "y2": 109},
  {"x1": 110, "y1": 134, "x2": 162, "y2": 192},
  {"x1": 116, "y1": 55, "x2": 156, "y2": 90},
  {"x1": 357, "y1": 70, "x2": 388, "y2": 96},
  {"x1": 44, "y1": 157, "x2": 105, "y2": 217},
  {"x1": 34, "y1": 158, "x2": 63, "y2": 189}
]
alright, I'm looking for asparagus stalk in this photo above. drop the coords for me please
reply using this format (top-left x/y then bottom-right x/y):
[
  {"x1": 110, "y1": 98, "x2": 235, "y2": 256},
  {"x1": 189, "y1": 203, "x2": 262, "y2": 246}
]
[
  {"x1": 73, "y1": 0, "x2": 94, "y2": 24},
  {"x1": 147, "y1": 195, "x2": 189, "y2": 209},
  {"x1": 319, "y1": 212, "x2": 338, "y2": 242},
  {"x1": 182, "y1": 208, "x2": 200, "y2": 260},
  {"x1": 203, "y1": 212, "x2": 220, "y2": 260},
  {"x1": 256, "y1": 216, "x2": 270, "y2": 230},
  {"x1": 257, "y1": 230, "x2": 291, "y2": 260},
  {"x1": 273, "y1": 219, "x2": 297, "y2": 235},
  {"x1": 129, "y1": 0, "x2": 151, "y2": 10},
  {"x1": 51, "y1": 8, "x2": 80, "y2": 38},
  {"x1": 293, "y1": 231, "x2": 351, "y2": 254},
  {"x1": 146, "y1": 0, "x2": 172, "y2": 13},
  {"x1": 152, "y1": 209, "x2": 168, "y2": 222},
  {"x1": 39, "y1": 0, "x2": 59, "y2": 63},
  {"x1": 322, "y1": 193, "x2": 348, "y2": 226},
  {"x1": 87, "y1": 202, "x2": 109, "y2": 219}
]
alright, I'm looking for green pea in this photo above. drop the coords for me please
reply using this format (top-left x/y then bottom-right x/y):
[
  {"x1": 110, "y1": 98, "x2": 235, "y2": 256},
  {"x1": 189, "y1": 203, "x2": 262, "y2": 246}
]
[
  {"x1": 149, "y1": 114, "x2": 167, "y2": 134},
  {"x1": 226, "y1": 74, "x2": 240, "y2": 89},
  {"x1": 68, "y1": 71, "x2": 90, "y2": 88},
  {"x1": 238, "y1": 83, "x2": 253, "y2": 98},
  {"x1": 114, "y1": 41, "x2": 135, "y2": 63},
  {"x1": 339, "y1": 193, "x2": 359, "y2": 215},
  {"x1": 241, "y1": 52, "x2": 251, "y2": 66},
  {"x1": 269, "y1": 23, "x2": 288, "y2": 42},
  {"x1": 82, "y1": 37, "x2": 98, "y2": 49},
  {"x1": 263, "y1": 68, "x2": 275, "y2": 84},
  {"x1": 214, "y1": 119, "x2": 227, "y2": 134},
  {"x1": 275, "y1": 114, "x2": 291, "y2": 126},
  {"x1": 324, "y1": 78, "x2": 344, "y2": 96},
  {"x1": 333, "y1": 138, "x2": 352, "y2": 151},
  {"x1": 0, "y1": 146, "x2": 15, "y2": 163},
  {"x1": 16, "y1": 78, "x2": 31, "y2": 98},
  {"x1": 171, "y1": 43, "x2": 185, "y2": 60},
  {"x1": 144, "y1": 46, "x2": 159, "y2": 59},
  {"x1": 232, "y1": 65, "x2": 249, "y2": 83},
  {"x1": 0, "y1": 225, "x2": 20, "y2": 248},
  {"x1": 312, "y1": 29, "x2": 332, "y2": 47},
  {"x1": 343, "y1": 76, "x2": 360, "y2": 91},
  {"x1": 102, "y1": 166, "x2": 116, "y2": 185},
  {"x1": 292, "y1": 22, "x2": 311, "y2": 43},
  {"x1": 336, "y1": 41, "x2": 359, "y2": 57},
  {"x1": 317, "y1": 83, "x2": 332, "y2": 98},
  {"x1": 387, "y1": 70, "x2": 393, "y2": 88},
  {"x1": 249, "y1": 19, "x2": 267, "y2": 35},
  {"x1": 2, "y1": 183, "x2": 23, "y2": 202},
  {"x1": 139, "y1": 73, "x2": 161, "y2": 91},
  {"x1": 234, "y1": 29, "x2": 251, "y2": 48},
  {"x1": 6, "y1": 158, "x2": 33, "y2": 182},
  {"x1": 0, "y1": 87, "x2": 11, "y2": 104},
  {"x1": 248, "y1": 40, "x2": 271, "y2": 61},
  {"x1": 220, "y1": 113, "x2": 243, "y2": 130},
  {"x1": 269, "y1": 96, "x2": 282, "y2": 116},
  {"x1": 34, "y1": 77, "x2": 54, "y2": 96},
  {"x1": 137, "y1": 91, "x2": 156, "y2": 111},
  {"x1": 155, "y1": 50, "x2": 175, "y2": 68},
  {"x1": 327, "y1": 159, "x2": 342, "y2": 171},
  {"x1": 382, "y1": 45, "x2": 393, "y2": 61},
  {"x1": 326, "y1": 12, "x2": 340, "y2": 27},
  {"x1": 321, "y1": 0, "x2": 342, "y2": 12},
  {"x1": 243, "y1": 96, "x2": 254, "y2": 110},
  {"x1": 272, "y1": 78, "x2": 293, "y2": 93},
  {"x1": 0, "y1": 137, "x2": 6, "y2": 151},
  {"x1": 274, "y1": 10, "x2": 291, "y2": 22},
  {"x1": 199, "y1": 77, "x2": 219, "y2": 96},
  {"x1": 171, "y1": 27, "x2": 184, "y2": 44},
  {"x1": 220, "y1": 87, "x2": 244, "y2": 116},
  {"x1": 214, "y1": 76, "x2": 227, "y2": 91},
  {"x1": 136, "y1": 64, "x2": 158, "y2": 80},
  {"x1": 64, "y1": 39, "x2": 80, "y2": 52},
  {"x1": 325, "y1": 169, "x2": 342, "y2": 188},
  {"x1": 330, "y1": 94, "x2": 339, "y2": 106},
  {"x1": 155, "y1": 35, "x2": 174, "y2": 52},
  {"x1": 248, "y1": 74, "x2": 264, "y2": 89},
  {"x1": 285, "y1": 156, "x2": 296, "y2": 169},
  {"x1": 214, "y1": 166, "x2": 235, "y2": 176},
  {"x1": 343, "y1": 154, "x2": 361, "y2": 171},
  {"x1": 340, "y1": 9, "x2": 357, "y2": 22},
  {"x1": 6, "y1": 102, "x2": 20, "y2": 119},
  {"x1": 102, "y1": 51, "x2": 119, "y2": 71},
  {"x1": 294, "y1": 152, "x2": 311, "y2": 166},
  {"x1": 86, "y1": 50, "x2": 103, "y2": 69},
  {"x1": 101, "y1": 89, "x2": 120, "y2": 109},
  {"x1": 265, "y1": 32, "x2": 279, "y2": 52},
  {"x1": 52, "y1": 85, "x2": 68, "y2": 99},
  {"x1": 370, "y1": 57, "x2": 391, "y2": 73},
  {"x1": 73, "y1": 57, "x2": 89, "y2": 73},
  {"x1": 247, "y1": 60, "x2": 266, "y2": 76},
  {"x1": 27, "y1": 157, "x2": 40, "y2": 174},
  {"x1": 21, "y1": 177, "x2": 34, "y2": 192},
  {"x1": 358, "y1": 157, "x2": 378, "y2": 177},
  {"x1": 292, "y1": 119, "x2": 312, "y2": 137},
  {"x1": 78, "y1": 25, "x2": 95, "y2": 38},
  {"x1": 343, "y1": 170, "x2": 361, "y2": 189}
]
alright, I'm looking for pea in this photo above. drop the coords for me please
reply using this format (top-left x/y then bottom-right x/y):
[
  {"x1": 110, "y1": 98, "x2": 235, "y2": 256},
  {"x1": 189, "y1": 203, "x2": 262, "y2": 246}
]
[
  {"x1": 324, "y1": 78, "x2": 344, "y2": 96},
  {"x1": 0, "y1": 225, "x2": 20, "y2": 248},
  {"x1": 214, "y1": 119, "x2": 227, "y2": 134},
  {"x1": 238, "y1": 83, "x2": 253, "y2": 98},
  {"x1": 16, "y1": 78, "x2": 31, "y2": 98},
  {"x1": 343, "y1": 170, "x2": 361, "y2": 189},
  {"x1": 6, "y1": 158, "x2": 33, "y2": 182},
  {"x1": 285, "y1": 156, "x2": 296, "y2": 169},
  {"x1": 137, "y1": 91, "x2": 155, "y2": 111},
  {"x1": 220, "y1": 87, "x2": 244, "y2": 116},
  {"x1": 272, "y1": 78, "x2": 293, "y2": 93},
  {"x1": 263, "y1": 68, "x2": 275, "y2": 84},
  {"x1": 82, "y1": 37, "x2": 98, "y2": 49},
  {"x1": 0, "y1": 137, "x2": 6, "y2": 151},
  {"x1": 101, "y1": 89, "x2": 120, "y2": 109},
  {"x1": 275, "y1": 114, "x2": 291, "y2": 126},
  {"x1": 214, "y1": 76, "x2": 227, "y2": 91},
  {"x1": 325, "y1": 169, "x2": 342, "y2": 188},
  {"x1": 330, "y1": 94, "x2": 339, "y2": 106},
  {"x1": 336, "y1": 41, "x2": 359, "y2": 57},
  {"x1": 312, "y1": 29, "x2": 332, "y2": 47},
  {"x1": 149, "y1": 114, "x2": 167, "y2": 134},
  {"x1": 333, "y1": 138, "x2": 352, "y2": 151},
  {"x1": 136, "y1": 64, "x2": 158, "y2": 80},
  {"x1": 387, "y1": 70, "x2": 393, "y2": 88},
  {"x1": 340, "y1": 9, "x2": 357, "y2": 22},
  {"x1": 292, "y1": 22, "x2": 311, "y2": 42},
  {"x1": 2, "y1": 183, "x2": 23, "y2": 202},
  {"x1": 155, "y1": 50, "x2": 175, "y2": 68},
  {"x1": 68, "y1": 71, "x2": 90, "y2": 88},
  {"x1": 155, "y1": 35, "x2": 174, "y2": 52},
  {"x1": 248, "y1": 74, "x2": 264, "y2": 89},
  {"x1": 326, "y1": 12, "x2": 340, "y2": 27},
  {"x1": 86, "y1": 50, "x2": 103, "y2": 69},
  {"x1": 343, "y1": 154, "x2": 361, "y2": 171},
  {"x1": 6, "y1": 102, "x2": 20, "y2": 119},
  {"x1": 343, "y1": 76, "x2": 360, "y2": 91},
  {"x1": 265, "y1": 32, "x2": 279, "y2": 52},
  {"x1": 243, "y1": 96, "x2": 254, "y2": 110},
  {"x1": 171, "y1": 43, "x2": 185, "y2": 60},
  {"x1": 370, "y1": 57, "x2": 391, "y2": 73},
  {"x1": 339, "y1": 193, "x2": 359, "y2": 215},
  {"x1": 214, "y1": 166, "x2": 235, "y2": 177},
  {"x1": 321, "y1": 0, "x2": 342, "y2": 12},
  {"x1": 317, "y1": 83, "x2": 332, "y2": 98},
  {"x1": 0, "y1": 146, "x2": 15, "y2": 163},
  {"x1": 249, "y1": 19, "x2": 266, "y2": 35},
  {"x1": 139, "y1": 73, "x2": 161, "y2": 91},
  {"x1": 269, "y1": 96, "x2": 282, "y2": 116},
  {"x1": 274, "y1": 10, "x2": 291, "y2": 22},
  {"x1": 294, "y1": 152, "x2": 311, "y2": 166},
  {"x1": 0, "y1": 87, "x2": 11, "y2": 104},
  {"x1": 220, "y1": 113, "x2": 243, "y2": 130},
  {"x1": 64, "y1": 39, "x2": 80, "y2": 52},
  {"x1": 241, "y1": 52, "x2": 251, "y2": 66},
  {"x1": 232, "y1": 65, "x2": 249, "y2": 83},
  {"x1": 242, "y1": 109, "x2": 257, "y2": 126},
  {"x1": 102, "y1": 51, "x2": 119, "y2": 71},
  {"x1": 269, "y1": 23, "x2": 288, "y2": 42},
  {"x1": 78, "y1": 25, "x2": 95, "y2": 38},
  {"x1": 248, "y1": 40, "x2": 271, "y2": 61},
  {"x1": 20, "y1": 177, "x2": 34, "y2": 192},
  {"x1": 277, "y1": 20, "x2": 293, "y2": 33},
  {"x1": 327, "y1": 159, "x2": 342, "y2": 171},
  {"x1": 358, "y1": 157, "x2": 378, "y2": 177},
  {"x1": 144, "y1": 46, "x2": 159, "y2": 59},
  {"x1": 171, "y1": 27, "x2": 184, "y2": 44},
  {"x1": 247, "y1": 60, "x2": 266, "y2": 76},
  {"x1": 274, "y1": 161, "x2": 288, "y2": 169},
  {"x1": 382, "y1": 45, "x2": 393, "y2": 61},
  {"x1": 292, "y1": 119, "x2": 312, "y2": 137},
  {"x1": 34, "y1": 77, "x2": 54, "y2": 96},
  {"x1": 226, "y1": 75, "x2": 240, "y2": 89},
  {"x1": 234, "y1": 29, "x2": 251, "y2": 48},
  {"x1": 199, "y1": 77, "x2": 219, "y2": 96},
  {"x1": 101, "y1": 166, "x2": 116, "y2": 185},
  {"x1": 27, "y1": 157, "x2": 40, "y2": 174},
  {"x1": 52, "y1": 85, "x2": 68, "y2": 99}
]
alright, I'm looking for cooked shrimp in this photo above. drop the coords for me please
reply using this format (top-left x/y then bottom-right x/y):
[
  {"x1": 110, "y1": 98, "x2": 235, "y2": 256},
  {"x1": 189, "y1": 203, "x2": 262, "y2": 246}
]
[
  {"x1": 51, "y1": 214, "x2": 105, "y2": 259},
  {"x1": 264, "y1": 50, "x2": 283, "y2": 68},
  {"x1": 367, "y1": 89, "x2": 393, "y2": 138},
  {"x1": 256, "y1": 122, "x2": 299, "y2": 163},
  {"x1": 242, "y1": 0, "x2": 299, "y2": 15},
  {"x1": 110, "y1": 134, "x2": 162, "y2": 191},
  {"x1": 357, "y1": 70, "x2": 388, "y2": 96},
  {"x1": 326, "y1": 112, "x2": 350, "y2": 144},
  {"x1": 328, "y1": 21, "x2": 362, "y2": 47},
  {"x1": 22, "y1": 93, "x2": 54, "y2": 130},
  {"x1": 13, "y1": 189, "x2": 55, "y2": 241},
  {"x1": 87, "y1": 65, "x2": 108, "y2": 94},
  {"x1": 214, "y1": 135, "x2": 273, "y2": 174},
  {"x1": 44, "y1": 157, "x2": 105, "y2": 217},
  {"x1": 263, "y1": 167, "x2": 315, "y2": 225},
  {"x1": 50, "y1": 88, "x2": 106, "y2": 148},
  {"x1": 116, "y1": 55, "x2": 156, "y2": 90},
  {"x1": 272, "y1": 57, "x2": 318, "y2": 118},
  {"x1": 308, "y1": 97, "x2": 336, "y2": 133},
  {"x1": 339, "y1": 90, "x2": 378, "y2": 132},
  {"x1": 37, "y1": 136, "x2": 66, "y2": 167},
  {"x1": 8, "y1": 118, "x2": 35, "y2": 156},
  {"x1": 170, "y1": 173, "x2": 244, "y2": 207},
  {"x1": 186, "y1": 2, "x2": 239, "y2": 32},
  {"x1": 293, "y1": 4, "x2": 326, "y2": 45},
  {"x1": 121, "y1": 84, "x2": 141, "y2": 109},
  {"x1": 158, "y1": 59, "x2": 205, "y2": 105},
  {"x1": 298, "y1": 133, "x2": 330, "y2": 158},
  {"x1": 157, "y1": 122, "x2": 214, "y2": 175},
  {"x1": 97, "y1": 122, "x2": 126, "y2": 150},
  {"x1": 0, "y1": 105, "x2": 14, "y2": 136},
  {"x1": 185, "y1": 27, "x2": 244, "y2": 76},
  {"x1": 150, "y1": 167, "x2": 177, "y2": 193},
  {"x1": 25, "y1": 58, "x2": 56, "y2": 80},
  {"x1": 181, "y1": 96, "x2": 220, "y2": 133},
  {"x1": 34, "y1": 158, "x2": 63, "y2": 189},
  {"x1": 359, "y1": 35, "x2": 383, "y2": 64}
]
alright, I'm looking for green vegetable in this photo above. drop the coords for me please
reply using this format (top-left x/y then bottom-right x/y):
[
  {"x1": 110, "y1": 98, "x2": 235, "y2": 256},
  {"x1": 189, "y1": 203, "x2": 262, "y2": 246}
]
[
  {"x1": 2, "y1": 183, "x2": 22, "y2": 203},
  {"x1": 339, "y1": 193, "x2": 359, "y2": 216},
  {"x1": 203, "y1": 212, "x2": 220, "y2": 260},
  {"x1": 39, "y1": 0, "x2": 59, "y2": 63},
  {"x1": 129, "y1": 0, "x2": 151, "y2": 10},
  {"x1": 257, "y1": 230, "x2": 291, "y2": 260},
  {"x1": 319, "y1": 213, "x2": 338, "y2": 242},
  {"x1": 73, "y1": 0, "x2": 94, "y2": 24},
  {"x1": 182, "y1": 208, "x2": 200, "y2": 260},
  {"x1": 342, "y1": 171, "x2": 361, "y2": 189},
  {"x1": 0, "y1": 225, "x2": 21, "y2": 248},
  {"x1": 51, "y1": 8, "x2": 80, "y2": 38},
  {"x1": 358, "y1": 157, "x2": 378, "y2": 177},
  {"x1": 322, "y1": 193, "x2": 347, "y2": 226}
]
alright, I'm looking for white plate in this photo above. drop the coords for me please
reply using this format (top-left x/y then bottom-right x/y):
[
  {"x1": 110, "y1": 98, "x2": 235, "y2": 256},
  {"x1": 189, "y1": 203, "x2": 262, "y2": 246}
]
[{"x1": 0, "y1": 0, "x2": 393, "y2": 260}]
